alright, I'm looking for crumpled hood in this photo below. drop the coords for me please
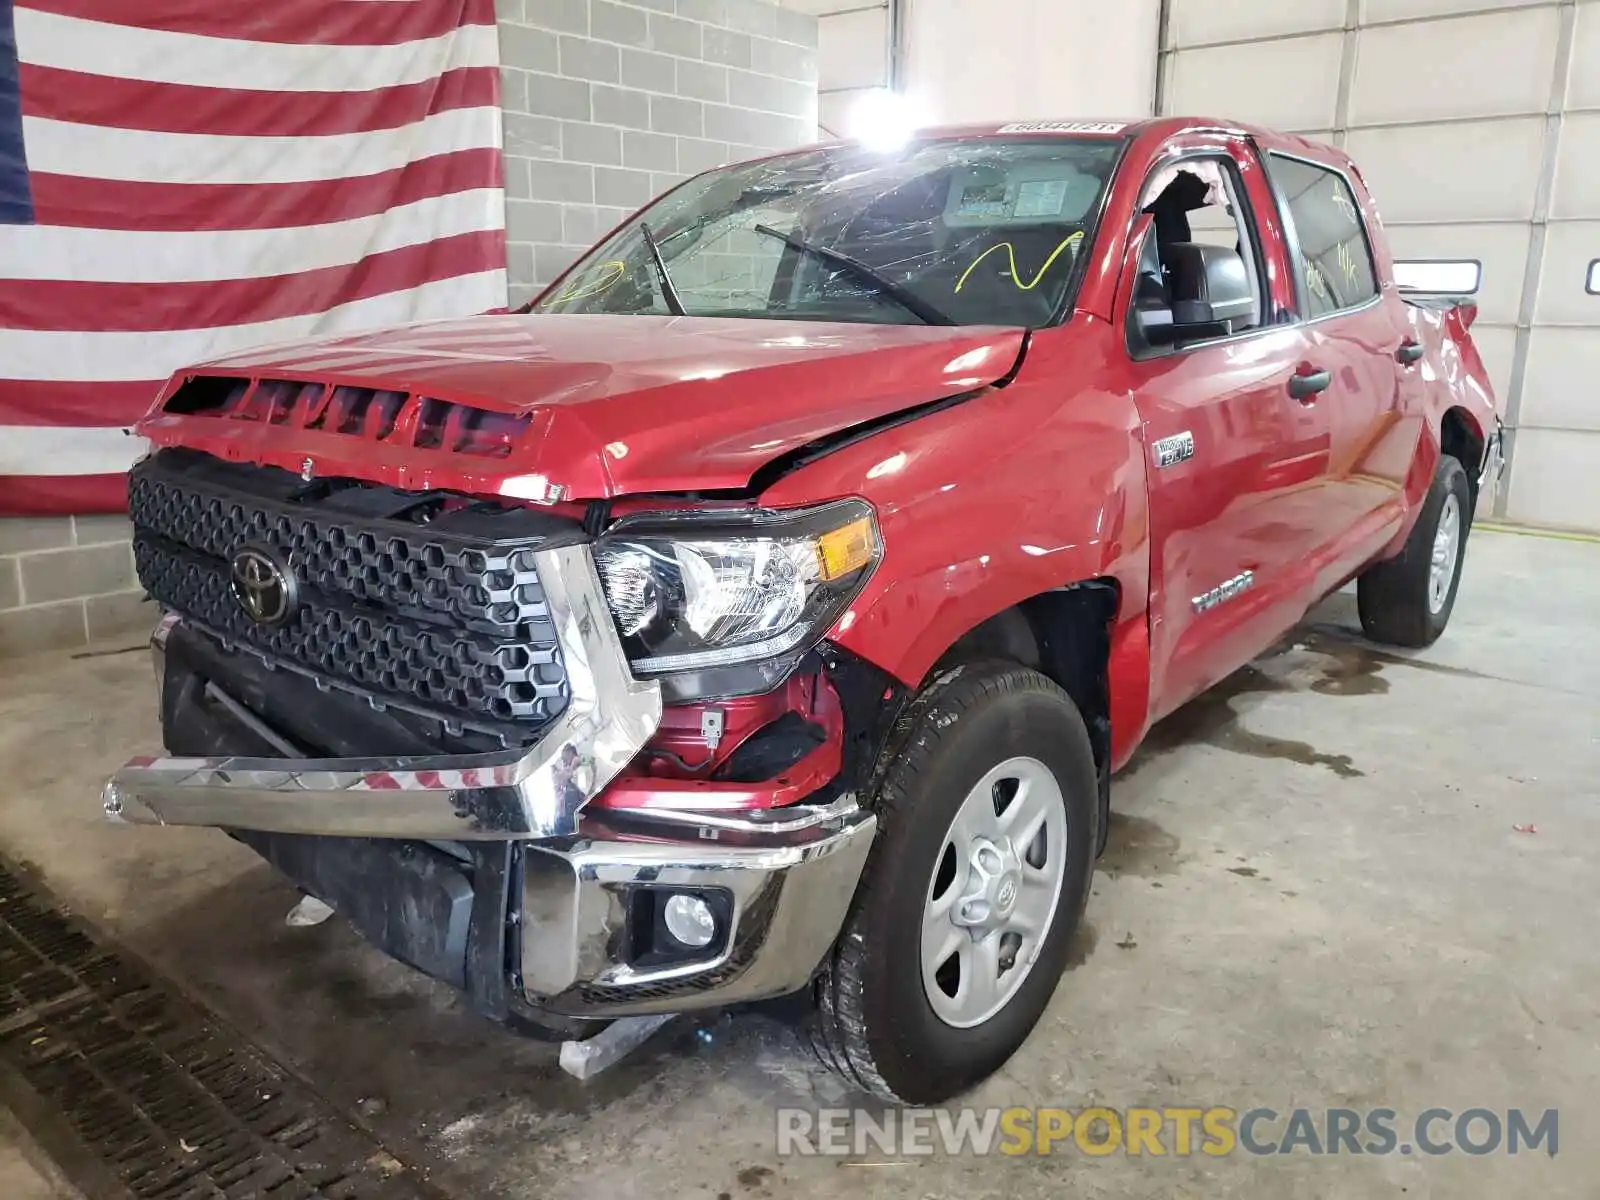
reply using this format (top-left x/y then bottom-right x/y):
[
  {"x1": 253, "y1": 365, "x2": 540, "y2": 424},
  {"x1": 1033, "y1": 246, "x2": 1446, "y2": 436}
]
[{"x1": 139, "y1": 314, "x2": 1028, "y2": 499}]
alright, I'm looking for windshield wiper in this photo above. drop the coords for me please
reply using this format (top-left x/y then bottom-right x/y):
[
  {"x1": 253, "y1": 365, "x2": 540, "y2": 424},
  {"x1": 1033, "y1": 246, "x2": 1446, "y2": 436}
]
[
  {"x1": 639, "y1": 221, "x2": 686, "y2": 316},
  {"x1": 752, "y1": 224, "x2": 955, "y2": 326}
]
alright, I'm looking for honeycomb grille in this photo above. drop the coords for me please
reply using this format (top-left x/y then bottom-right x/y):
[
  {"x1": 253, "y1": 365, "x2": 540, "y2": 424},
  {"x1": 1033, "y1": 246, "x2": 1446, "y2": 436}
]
[
  {"x1": 128, "y1": 452, "x2": 576, "y2": 738},
  {"x1": 130, "y1": 469, "x2": 548, "y2": 639}
]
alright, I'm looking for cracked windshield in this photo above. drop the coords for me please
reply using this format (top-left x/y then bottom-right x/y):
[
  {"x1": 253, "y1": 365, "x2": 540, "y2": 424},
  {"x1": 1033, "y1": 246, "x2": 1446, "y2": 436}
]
[{"x1": 533, "y1": 137, "x2": 1125, "y2": 328}]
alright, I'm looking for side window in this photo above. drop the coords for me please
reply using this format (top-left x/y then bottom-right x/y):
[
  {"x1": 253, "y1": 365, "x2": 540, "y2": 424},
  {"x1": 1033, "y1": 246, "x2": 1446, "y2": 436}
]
[
  {"x1": 1267, "y1": 154, "x2": 1379, "y2": 318},
  {"x1": 1129, "y1": 155, "x2": 1266, "y2": 352}
]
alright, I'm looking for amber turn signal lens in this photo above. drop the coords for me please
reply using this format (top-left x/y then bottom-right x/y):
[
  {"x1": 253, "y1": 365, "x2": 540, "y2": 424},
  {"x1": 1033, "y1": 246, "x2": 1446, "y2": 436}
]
[{"x1": 814, "y1": 516, "x2": 877, "y2": 581}]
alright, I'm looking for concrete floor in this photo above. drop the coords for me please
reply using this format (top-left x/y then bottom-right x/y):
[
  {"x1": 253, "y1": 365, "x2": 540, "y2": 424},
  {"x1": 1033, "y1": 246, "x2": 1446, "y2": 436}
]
[
  {"x1": 0, "y1": 1109, "x2": 76, "y2": 1199},
  {"x1": 0, "y1": 1143, "x2": 71, "y2": 1200},
  {"x1": 0, "y1": 1145, "x2": 71, "y2": 1199},
  {"x1": 0, "y1": 527, "x2": 1595, "y2": 1199}
]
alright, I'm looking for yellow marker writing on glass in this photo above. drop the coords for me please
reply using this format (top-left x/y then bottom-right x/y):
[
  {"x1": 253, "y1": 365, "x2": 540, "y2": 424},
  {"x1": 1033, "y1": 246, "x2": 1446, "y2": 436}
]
[
  {"x1": 955, "y1": 231, "x2": 1084, "y2": 294},
  {"x1": 553, "y1": 259, "x2": 627, "y2": 304}
]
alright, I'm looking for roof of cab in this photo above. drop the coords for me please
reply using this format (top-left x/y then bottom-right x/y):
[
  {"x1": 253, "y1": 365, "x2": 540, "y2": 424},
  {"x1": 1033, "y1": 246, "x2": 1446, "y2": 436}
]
[
  {"x1": 739, "y1": 116, "x2": 1357, "y2": 183},
  {"x1": 905, "y1": 116, "x2": 1353, "y2": 167}
]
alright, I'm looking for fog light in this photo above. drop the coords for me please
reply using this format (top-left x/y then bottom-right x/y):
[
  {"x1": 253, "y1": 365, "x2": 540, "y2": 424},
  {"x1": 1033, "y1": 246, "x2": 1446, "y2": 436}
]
[{"x1": 663, "y1": 894, "x2": 716, "y2": 949}]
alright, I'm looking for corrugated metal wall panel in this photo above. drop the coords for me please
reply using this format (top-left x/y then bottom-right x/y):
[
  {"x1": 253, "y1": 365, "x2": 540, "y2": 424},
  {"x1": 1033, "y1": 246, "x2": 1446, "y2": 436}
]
[{"x1": 1160, "y1": 0, "x2": 1600, "y2": 531}]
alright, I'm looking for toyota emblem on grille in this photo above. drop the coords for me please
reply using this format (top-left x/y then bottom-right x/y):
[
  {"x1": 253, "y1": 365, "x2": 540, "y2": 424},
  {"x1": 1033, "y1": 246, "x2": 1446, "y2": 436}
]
[{"x1": 230, "y1": 547, "x2": 297, "y2": 627}]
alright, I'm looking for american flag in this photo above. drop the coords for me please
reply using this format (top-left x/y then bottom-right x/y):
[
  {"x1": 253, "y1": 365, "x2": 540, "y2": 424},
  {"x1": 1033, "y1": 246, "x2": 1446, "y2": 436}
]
[{"x1": 0, "y1": 0, "x2": 508, "y2": 514}]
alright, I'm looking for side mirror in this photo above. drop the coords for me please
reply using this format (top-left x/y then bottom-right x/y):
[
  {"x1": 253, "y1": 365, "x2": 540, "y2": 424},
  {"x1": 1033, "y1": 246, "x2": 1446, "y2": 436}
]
[
  {"x1": 1135, "y1": 243, "x2": 1256, "y2": 344},
  {"x1": 1132, "y1": 303, "x2": 1175, "y2": 345}
]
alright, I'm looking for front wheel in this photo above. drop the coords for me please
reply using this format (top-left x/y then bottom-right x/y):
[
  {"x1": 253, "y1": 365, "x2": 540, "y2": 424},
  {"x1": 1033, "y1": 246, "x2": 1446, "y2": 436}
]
[
  {"x1": 810, "y1": 661, "x2": 1097, "y2": 1103},
  {"x1": 1357, "y1": 454, "x2": 1472, "y2": 648}
]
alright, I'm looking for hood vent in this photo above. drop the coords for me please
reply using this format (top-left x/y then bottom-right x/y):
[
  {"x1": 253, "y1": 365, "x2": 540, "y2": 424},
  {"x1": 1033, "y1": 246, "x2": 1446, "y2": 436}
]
[{"x1": 163, "y1": 375, "x2": 532, "y2": 460}]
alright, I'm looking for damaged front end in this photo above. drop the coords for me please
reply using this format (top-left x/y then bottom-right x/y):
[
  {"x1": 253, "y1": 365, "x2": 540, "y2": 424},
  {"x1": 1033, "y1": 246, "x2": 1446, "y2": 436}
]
[{"x1": 103, "y1": 450, "x2": 896, "y2": 1030}]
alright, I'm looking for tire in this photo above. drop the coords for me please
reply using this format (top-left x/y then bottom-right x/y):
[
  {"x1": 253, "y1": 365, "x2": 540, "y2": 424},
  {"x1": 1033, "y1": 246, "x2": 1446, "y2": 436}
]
[
  {"x1": 1357, "y1": 454, "x2": 1472, "y2": 648},
  {"x1": 810, "y1": 660, "x2": 1098, "y2": 1104}
]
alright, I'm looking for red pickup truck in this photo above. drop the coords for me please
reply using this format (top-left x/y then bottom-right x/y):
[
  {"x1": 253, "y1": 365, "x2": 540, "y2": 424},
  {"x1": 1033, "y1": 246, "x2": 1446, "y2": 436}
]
[{"x1": 105, "y1": 117, "x2": 1501, "y2": 1104}]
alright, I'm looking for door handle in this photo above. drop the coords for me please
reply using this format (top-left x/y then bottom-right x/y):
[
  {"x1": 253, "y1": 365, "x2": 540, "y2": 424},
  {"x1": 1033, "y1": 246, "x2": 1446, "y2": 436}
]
[
  {"x1": 1396, "y1": 340, "x2": 1425, "y2": 365},
  {"x1": 1288, "y1": 368, "x2": 1332, "y2": 399}
]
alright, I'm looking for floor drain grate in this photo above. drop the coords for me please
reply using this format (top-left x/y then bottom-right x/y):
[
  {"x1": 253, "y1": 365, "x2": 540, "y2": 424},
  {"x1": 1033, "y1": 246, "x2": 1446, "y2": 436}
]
[{"x1": 0, "y1": 859, "x2": 449, "y2": 1199}]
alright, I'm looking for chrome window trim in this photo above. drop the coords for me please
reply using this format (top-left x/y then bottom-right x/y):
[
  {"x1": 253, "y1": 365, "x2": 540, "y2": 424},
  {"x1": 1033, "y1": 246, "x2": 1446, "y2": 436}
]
[{"x1": 1297, "y1": 289, "x2": 1384, "y2": 329}]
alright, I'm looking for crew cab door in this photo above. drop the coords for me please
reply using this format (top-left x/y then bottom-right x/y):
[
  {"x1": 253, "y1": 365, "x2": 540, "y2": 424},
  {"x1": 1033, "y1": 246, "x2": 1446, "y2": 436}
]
[
  {"x1": 1263, "y1": 152, "x2": 1418, "y2": 593},
  {"x1": 1119, "y1": 136, "x2": 1335, "y2": 720}
]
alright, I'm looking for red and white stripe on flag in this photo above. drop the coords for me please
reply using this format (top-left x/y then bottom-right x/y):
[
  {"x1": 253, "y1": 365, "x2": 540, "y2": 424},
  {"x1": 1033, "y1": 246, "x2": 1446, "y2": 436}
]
[{"x1": 0, "y1": 0, "x2": 507, "y2": 514}]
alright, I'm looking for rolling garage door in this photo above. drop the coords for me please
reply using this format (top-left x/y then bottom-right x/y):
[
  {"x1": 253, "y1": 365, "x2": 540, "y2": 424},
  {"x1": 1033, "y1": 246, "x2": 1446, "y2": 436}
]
[
  {"x1": 774, "y1": 0, "x2": 893, "y2": 138},
  {"x1": 1160, "y1": 0, "x2": 1600, "y2": 532}
]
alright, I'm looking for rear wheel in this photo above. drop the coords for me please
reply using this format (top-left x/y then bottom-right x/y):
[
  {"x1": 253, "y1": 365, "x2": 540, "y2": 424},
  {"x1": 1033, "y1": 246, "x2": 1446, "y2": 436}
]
[
  {"x1": 1357, "y1": 455, "x2": 1472, "y2": 647},
  {"x1": 810, "y1": 661, "x2": 1097, "y2": 1103}
]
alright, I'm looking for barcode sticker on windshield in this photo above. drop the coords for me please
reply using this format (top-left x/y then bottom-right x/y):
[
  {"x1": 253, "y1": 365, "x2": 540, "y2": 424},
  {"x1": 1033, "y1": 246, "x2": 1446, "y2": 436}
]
[{"x1": 997, "y1": 121, "x2": 1127, "y2": 135}]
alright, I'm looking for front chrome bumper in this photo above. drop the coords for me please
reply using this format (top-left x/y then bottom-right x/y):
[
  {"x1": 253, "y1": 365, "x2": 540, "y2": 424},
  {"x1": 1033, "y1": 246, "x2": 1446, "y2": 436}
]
[
  {"x1": 102, "y1": 544, "x2": 663, "y2": 841},
  {"x1": 103, "y1": 543, "x2": 877, "y2": 1015},
  {"x1": 1480, "y1": 418, "x2": 1506, "y2": 492},
  {"x1": 523, "y1": 798, "x2": 876, "y2": 1016}
]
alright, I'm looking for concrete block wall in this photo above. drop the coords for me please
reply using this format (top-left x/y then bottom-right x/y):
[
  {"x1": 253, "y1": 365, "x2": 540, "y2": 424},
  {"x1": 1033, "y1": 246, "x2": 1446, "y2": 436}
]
[
  {"x1": 0, "y1": 517, "x2": 150, "y2": 659},
  {"x1": 497, "y1": 0, "x2": 820, "y2": 307}
]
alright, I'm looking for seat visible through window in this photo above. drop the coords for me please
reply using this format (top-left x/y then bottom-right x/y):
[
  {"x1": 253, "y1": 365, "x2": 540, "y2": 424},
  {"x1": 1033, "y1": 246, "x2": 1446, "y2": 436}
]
[{"x1": 1139, "y1": 159, "x2": 1263, "y2": 332}]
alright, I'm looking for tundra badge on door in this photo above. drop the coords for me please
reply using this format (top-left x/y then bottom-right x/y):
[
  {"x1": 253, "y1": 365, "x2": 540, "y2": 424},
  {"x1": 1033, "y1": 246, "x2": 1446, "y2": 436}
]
[{"x1": 1192, "y1": 570, "x2": 1255, "y2": 614}]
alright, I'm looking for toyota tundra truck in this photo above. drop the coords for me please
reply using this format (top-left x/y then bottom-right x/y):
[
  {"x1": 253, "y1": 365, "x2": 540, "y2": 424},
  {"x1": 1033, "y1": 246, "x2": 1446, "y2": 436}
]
[{"x1": 104, "y1": 117, "x2": 1502, "y2": 1104}]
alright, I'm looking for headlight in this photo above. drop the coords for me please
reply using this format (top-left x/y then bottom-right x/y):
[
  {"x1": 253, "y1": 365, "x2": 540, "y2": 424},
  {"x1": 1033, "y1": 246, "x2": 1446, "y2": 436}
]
[{"x1": 594, "y1": 500, "x2": 880, "y2": 681}]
